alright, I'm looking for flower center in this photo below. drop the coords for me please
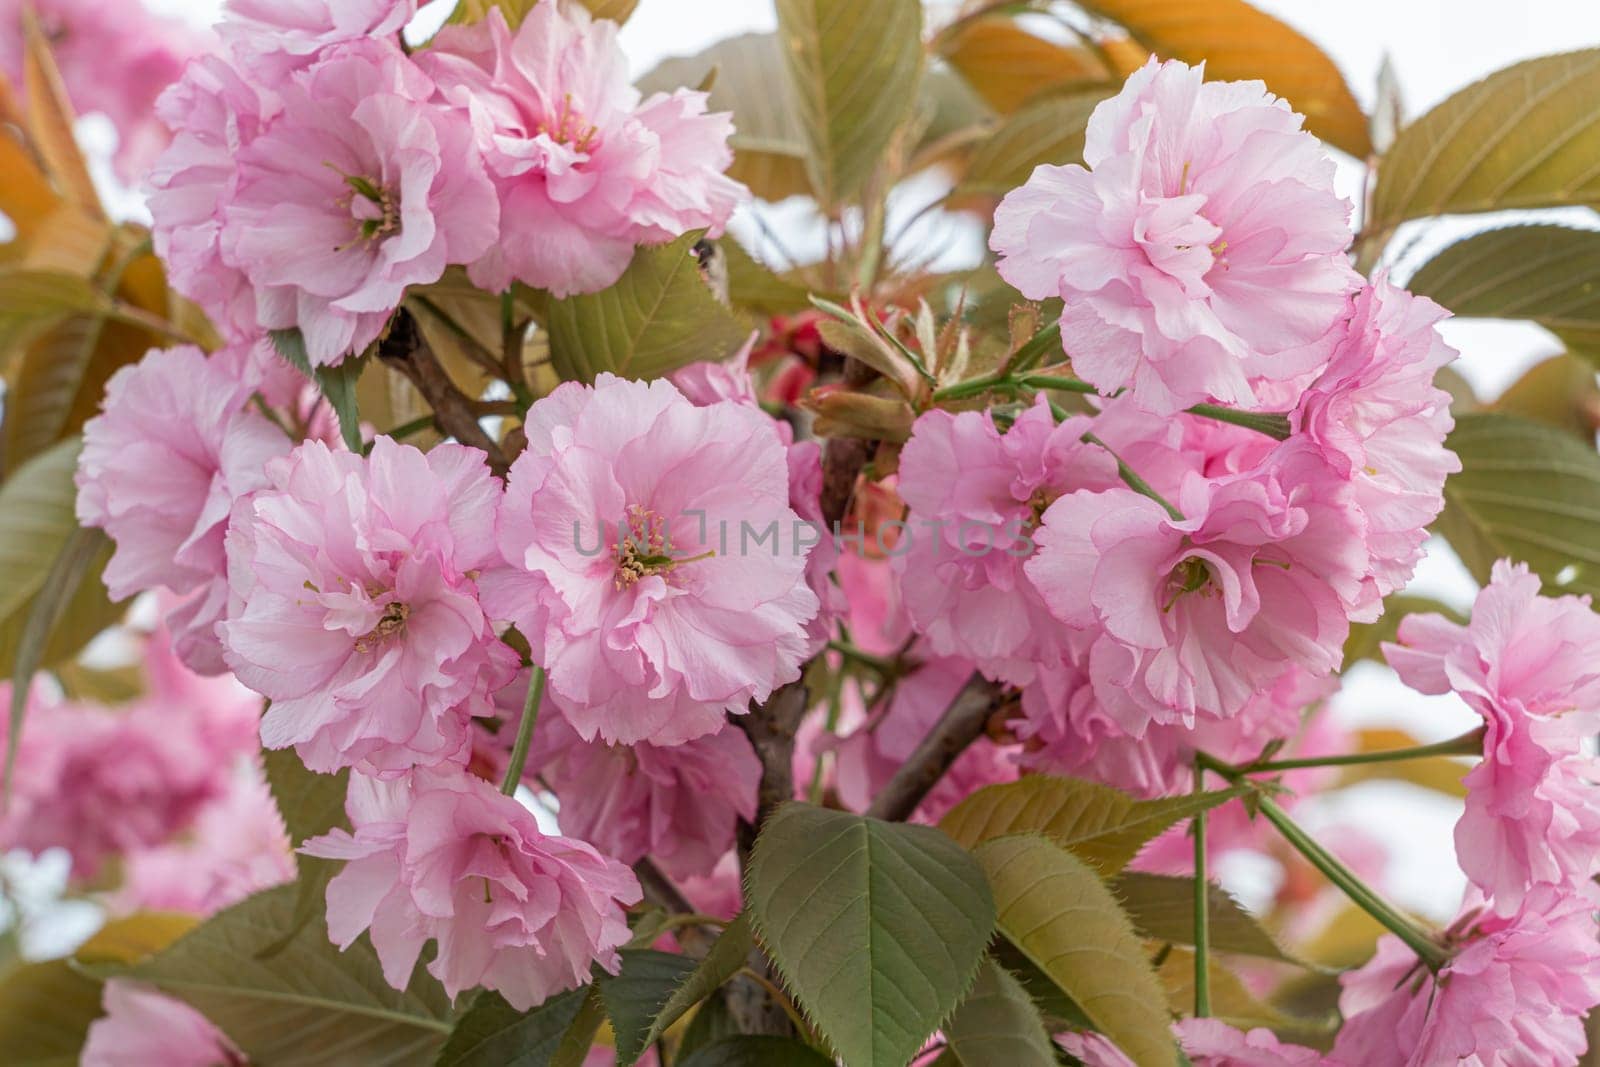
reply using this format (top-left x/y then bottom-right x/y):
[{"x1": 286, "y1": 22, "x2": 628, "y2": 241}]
[
  {"x1": 1163, "y1": 556, "x2": 1215, "y2": 611},
  {"x1": 539, "y1": 92, "x2": 601, "y2": 153},
  {"x1": 613, "y1": 505, "x2": 714, "y2": 589},
  {"x1": 354, "y1": 601, "x2": 409, "y2": 653},
  {"x1": 334, "y1": 171, "x2": 400, "y2": 247}
]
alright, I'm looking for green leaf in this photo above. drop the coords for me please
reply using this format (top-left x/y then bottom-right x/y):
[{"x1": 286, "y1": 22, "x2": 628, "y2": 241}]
[
  {"x1": 270, "y1": 328, "x2": 364, "y2": 451},
  {"x1": 3, "y1": 315, "x2": 103, "y2": 469},
  {"x1": 261, "y1": 748, "x2": 350, "y2": 958},
  {"x1": 676, "y1": 1036, "x2": 837, "y2": 1067},
  {"x1": 543, "y1": 232, "x2": 749, "y2": 383},
  {"x1": 633, "y1": 914, "x2": 754, "y2": 1056},
  {"x1": 975, "y1": 834, "x2": 1175, "y2": 1067},
  {"x1": 0, "y1": 269, "x2": 110, "y2": 319},
  {"x1": 1156, "y1": 947, "x2": 1331, "y2": 1042},
  {"x1": 1074, "y1": 0, "x2": 1371, "y2": 157},
  {"x1": 677, "y1": 993, "x2": 738, "y2": 1060},
  {"x1": 1493, "y1": 354, "x2": 1600, "y2": 438},
  {"x1": 988, "y1": 939, "x2": 1092, "y2": 1030},
  {"x1": 435, "y1": 988, "x2": 588, "y2": 1067},
  {"x1": 722, "y1": 239, "x2": 812, "y2": 317},
  {"x1": 1110, "y1": 872, "x2": 1298, "y2": 963},
  {"x1": 774, "y1": 0, "x2": 925, "y2": 207},
  {"x1": 956, "y1": 92, "x2": 1100, "y2": 197},
  {"x1": 594, "y1": 950, "x2": 697, "y2": 1066},
  {"x1": 1407, "y1": 225, "x2": 1600, "y2": 358},
  {"x1": 637, "y1": 34, "x2": 812, "y2": 202},
  {"x1": 124, "y1": 885, "x2": 453, "y2": 1065},
  {"x1": 1438, "y1": 411, "x2": 1600, "y2": 596},
  {"x1": 745, "y1": 803, "x2": 996, "y2": 1067},
  {"x1": 0, "y1": 958, "x2": 103, "y2": 1066},
  {"x1": 942, "y1": 959, "x2": 1058, "y2": 1067},
  {"x1": 940, "y1": 775, "x2": 1247, "y2": 874},
  {"x1": 1369, "y1": 50, "x2": 1600, "y2": 232}
]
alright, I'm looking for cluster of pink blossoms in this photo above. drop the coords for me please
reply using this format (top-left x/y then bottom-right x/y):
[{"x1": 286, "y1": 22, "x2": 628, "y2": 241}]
[{"x1": 148, "y1": 0, "x2": 744, "y2": 364}]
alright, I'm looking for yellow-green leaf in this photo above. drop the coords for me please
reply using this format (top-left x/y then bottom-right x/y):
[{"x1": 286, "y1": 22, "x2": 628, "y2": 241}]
[
  {"x1": 1492, "y1": 354, "x2": 1600, "y2": 439},
  {"x1": 1406, "y1": 225, "x2": 1600, "y2": 358},
  {"x1": 1370, "y1": 50, "x2": 1600, "y2": 232},
  {"x1": 775, "y1": 0, "x2": 925, "y2": 207},
  {"x1": 1075, "y1": 0, "x2": 1370, "y2": 157},
  {"x1": 0, "y1": 958, "x2": 103, "y2": 1066},
  {"x1": 940, "y1": 774, "x2": 1246, "y2": 874},
  {"x1": 975, "y1": 835, "x2": 1175, "y2": 1067},
  {"x1": 1111, "y1": 872, "x2": 1299, "y2": 963},
  {"x1": 942, "y1": 959, "x2": 1058, "y2": 1067},
  {"x1": 1438, "y1": 411, "x2": 1600, "y2": 597},
  {"x1": 956, "y1": 91, "x2": 1101, "y2": 197},
  {"x1": 543, "y1": 232, "x2": 749, "y2": 383}
]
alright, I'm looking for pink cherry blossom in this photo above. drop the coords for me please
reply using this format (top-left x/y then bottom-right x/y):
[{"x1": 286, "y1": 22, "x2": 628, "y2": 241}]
[
  {"x1": 302, "y1": 767, "x2": 640, "y2": 1010},
  {"x1": 114, "y1": 768, "x2": 295, "y2": 918},
  {"x1": 482, "y1": 374, "x2": 819, "y2": 747},
  {"x1": 892, "y1": 398, "x2": 1119, "y2": 684},
  {"x1": 222, "y1": 437, "x2": 518, "y2": 775},
  {"x1": 81, "y1": 980, "x2": 244, "y2": 1067},
  {"x1": 831, "y1": 651, "x2": 1017, "y2": 822},
  {"x1": 0, "y1": 0, "x2": 210, "y2": 182},
  {"x1": 76, "y1": 345, "x2": 292, "y2": 675},
  {"x1": 221, "y1": 0, "x2": 417, "y2": 71},
  {"x1": 0, "y1": 675, "x2": 257, "y2": 880},
  {"x1": 220, "y1": 39, "x2": 499, "y2": 366},
  {"x1": 1026, "y1": 439, "x2": 1366, "y2": 733},
  {"x1": 1385, "y1": 560, "x2": 1600, "y2": 913},
  {"x1": 992, "y1": 58, "x2": 1357, "y2": 414},
  {"x1": 1294, "y1": 278, "x2": 1460, "y2": 601},
  {"x1": 420, "y1": 4, "x2": 745, "y2": 295},
  {"x1": 1058, "y1": 1019, "x2": 1325, "y2": 1066},
  {"x1": 530, "y1": 712, "x2": 759, "y2": 880},
  {"x1": 1333, "y1": 888, "x2": 1600, "y2": 1067},
  {"x1": 149, "y1": 55, "x2": 281, "y2": 344}
]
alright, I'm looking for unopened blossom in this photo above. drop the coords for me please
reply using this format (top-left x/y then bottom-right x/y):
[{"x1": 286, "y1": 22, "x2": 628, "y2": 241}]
[
  {"x1": 1295, "y1": 278, "x2": 1460, "y2": 601},
  {"x1": 893, "y1": 398, "x2": 1119, "y2": 684},
  {"x1": 992, "y1": 58, "x2": 1357, "y2": 414},
  {"x1": 483, "y1": 374, "x2": 819, "y2": 747},
  {"x1": 76, "y1": 345, "x2": 291, "y2": 674},
  {"x1": 222, "y1": 438, "x2": 518, "y2": 775},
  {"x1": 531, "y1": 712, "x2": 760, "y2": 880},
  {"x1": 1385, "y1": 560, "x2": 1600, "y2": 912},
  {"x1": 1333, "y1": 888, "x2": 1600, "y2": 1067},
  {"x1": 421, "y1": 3, "x2": 745, "y2": 295},
  {"x1": 1027, "y1": 438, "x2": 1366, "y2": 732},
  {"x1": 81, "y1": 981, "x2": 244, "y2": 1067},
  {"x1": 220, "y1": 39, "x2": 499, "y2": 366},
  {"x1": 302, "y1": 768, "x2": 640, "y2": 1010}
]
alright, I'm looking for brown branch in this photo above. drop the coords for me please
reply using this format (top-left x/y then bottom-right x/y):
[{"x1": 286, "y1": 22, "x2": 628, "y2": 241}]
[
  {"x1": 864, "y1": 672, "x2": 1004, "y2": 822},
  {"x1": 377, "y1": 309, "x2": 510, "y2": 473},
  {"x1": 633, "y1": 857, "x2": 718, "y2": 958},
  {"x1": 734, "y1": 680, "x2": 811, "y2": 857}
]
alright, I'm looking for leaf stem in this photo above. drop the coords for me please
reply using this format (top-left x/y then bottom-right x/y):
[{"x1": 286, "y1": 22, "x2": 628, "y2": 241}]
[
  {"x1": 1199, "y1": 753, "x2": 1450, "y2": 971},
  {"x1": 826, "y1": 639, "x2": 898, "y2": 676},
  {"x1": 1192, "y1": 758, "x2": 1211, "y2": 1017},
  {"x1": 1240, "y1": 729, "x2": 1484, "y2": 773},
  {"x1": 1081, "y1": 431, "x2": 1184, "y2": 521},
  {"x1": 501, "y1": 665, "x2": 546, "y2": 797}
]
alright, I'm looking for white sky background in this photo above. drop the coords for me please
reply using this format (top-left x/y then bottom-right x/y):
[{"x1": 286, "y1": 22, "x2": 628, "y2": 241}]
[{"x1": 67, "y1": 0, "x2": 1598, "y2": 920}]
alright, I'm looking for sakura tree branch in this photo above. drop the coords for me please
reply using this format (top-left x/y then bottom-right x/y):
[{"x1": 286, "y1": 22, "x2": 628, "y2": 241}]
[
  {"x1": 864, "y1": 673, "x2": 1004, "y2": 822},
  {"x1": 377, "y1": 308, "x2": 510, "y2": 473},
  {"x1": 734, "y1": 680, "x2": 812, "y2": 855}
]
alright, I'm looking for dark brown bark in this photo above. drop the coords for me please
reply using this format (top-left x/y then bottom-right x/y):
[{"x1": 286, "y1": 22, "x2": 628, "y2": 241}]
[
  {"x1": 376, "y1": 309, "x2": 510, "y2": 473},
  {"x1": 864, "y1": 673, "x2": 1004, "y2": 822}
]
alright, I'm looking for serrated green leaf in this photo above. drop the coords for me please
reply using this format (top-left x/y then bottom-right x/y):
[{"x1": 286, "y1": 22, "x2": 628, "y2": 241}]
[
  {"x1": 270, "y1": 328, "x2": 364, "y2": 451},
  {"x1": 1156, "y1": 947, "x2": 1332, "y2": 1042},
  {"x1": 1438, "y1": 411, "x2": 1600, "y2": 596},
  {"x1": 677, "y1": 1036, "x2": 837, "y2": 1067},
  {"x1": 942, "y1": 959, "x2": 1057, "y2": 1067},
  {"x1": 0, "y1": 958, "x2": 103, "y2": 1066},
  {"x1": 594, "y1": 950, "x2": 697, "y2": 1065},
  {"x1": 677, "y1": 993, "x2": 738, "y2": 1060},
  {"x1": 633, "y1": 914, "x2": 753, "y2": 1056},
  {"x1": 637, "y1": 34, "x2": 812, "y2": 202},
  {"x1": 975, "y1": 834, "x2": 1175, "y2": 1067},
  {"x1": 1110, "y1": 872, "x2": 1298, "y2": 964},
  {"x1": 940, "y1": 775, "x2": 1247, "y2": 874},
  {"x1": 3, "y1": 315, "x2": 103, "y2": 469},
  {"x1": 434, "y1": 988, "x2": 587, "y2": 1067},
  {"x1": 1074, "y1": 0, "x2": 1370, "y2": 157},
  {"x1": 722, "y1": 239, "x2": 811, "y2": 317},
  {"x1": 1407, "y1": 225, "x2": 1600, "y2": 359},
  {"x1": 774, "y1": 0, "x2": 925, "y2": 207},
  {"x1": 957, "y1": 91, "x2": 1100, "y2": 197},
  {"x1": 1369, "y1": 50, "x2": 1600, "y2": 232},
  {"x1": 125, "y1": 885, "x2": 452, "y2": 1065},
  {"x1": 261, "y1": 748, "x2": 349, "y2": 959},
  {"x1": 543, "y1": 232, "x2": 748, "y2": 383},
  {"x1": 745, "y1": 803, "x2": 996, "y2": 1067}
]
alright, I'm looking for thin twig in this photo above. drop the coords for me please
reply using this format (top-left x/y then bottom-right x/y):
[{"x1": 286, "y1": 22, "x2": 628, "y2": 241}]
[
  {"x1": 376, "y1": 309, "x2": 510, "y2": 473},
  {"x1": 864, "y1": 673, "x2": 1004, "y2": 822}
]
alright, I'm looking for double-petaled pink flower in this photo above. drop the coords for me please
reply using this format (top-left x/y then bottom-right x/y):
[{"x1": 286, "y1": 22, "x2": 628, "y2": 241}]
[
  {"x1": 992, "y1": 58, "x2": 1357, "y2": 414},
  {"x1": 302, "y1": 768, "x2": 640, "y2": 1010},
  {"x1": 222, "y1": 438, "x2": 517, "y2": 775}
]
